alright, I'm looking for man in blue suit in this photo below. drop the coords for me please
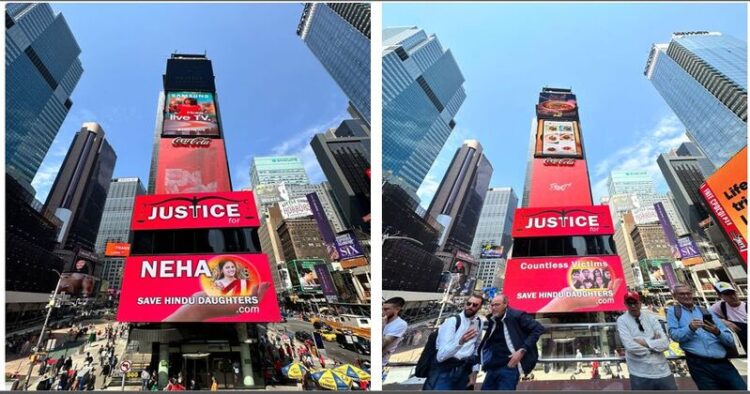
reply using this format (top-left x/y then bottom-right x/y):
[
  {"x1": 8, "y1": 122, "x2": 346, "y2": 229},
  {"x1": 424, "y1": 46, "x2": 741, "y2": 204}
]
[{"x1": 477, "y1": 294, "x2": 545, "y2": 390}]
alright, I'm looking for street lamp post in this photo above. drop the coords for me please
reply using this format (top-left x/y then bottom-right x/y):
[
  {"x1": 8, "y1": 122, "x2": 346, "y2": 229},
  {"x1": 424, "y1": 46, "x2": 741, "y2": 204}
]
[
  {"x1": 24, "y1": 269, "x2": 63, "y2": 390},
  {"x1": 434, "y1": 274, "x2": 456, "y2": 328}
]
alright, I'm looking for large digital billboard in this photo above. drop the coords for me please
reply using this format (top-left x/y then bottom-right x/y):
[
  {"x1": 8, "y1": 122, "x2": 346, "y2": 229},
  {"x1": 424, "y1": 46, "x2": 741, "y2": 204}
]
[
  {"x1": 527, "y1": 158, "x2": 592, "y2": 207},
  {"x1": 480, "y1": 242, "x2": 506, "y2": 259},
  {"x1": 534, "y1": 120, "x2": 583, "y2": 158},
  {"x1": 536, "y1": 92, "x2": 578, "y2": 120},
  {"x1": 163, "y1": 91, "x2": 220, "y2": 137},
  {"x1": 512, "y1": 205, "x2": 614, "y2": 238},
  {"x1": 287, "y1": 259, "x2": 324, "y2": 292},
  {"x1": 155, "y1": 138, "x2": 231, "y2": 194},
  {"x1": 503, "y1": 255, "x2": 627, "y2": 313},
  {"x1": 116, "y1": 253, "x2": 280, "y2": 322},
  {"x1": 57, "y1": 254, "x2": 97, "y2": 297},
  {"x1": 131, "y1": 191, "x2": 260, "y2": 230},
  {"x1": 700, "y1": 146, "x2": 747, "y2": 263}
]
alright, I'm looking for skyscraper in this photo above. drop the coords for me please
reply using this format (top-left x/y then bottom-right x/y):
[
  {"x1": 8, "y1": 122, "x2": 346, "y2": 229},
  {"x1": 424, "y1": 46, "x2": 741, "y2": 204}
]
[
  {"x1": 470, "y1": 188, "x2": 517, "y2": 290},
  {"x1": 426, "y1": 140, "x2": 493, "y2": 256},
  {"x1": 383, "y1": 27, "x2": 467, "y2": 194},
  {"x1": 310, "y1": 120, "x2": 371, "y2": 232},
  {"x1": 607, "y1": 170, "x2": 688, "y2": 236},
  {"x1": 6, "y1": 4, "x2": 83, "y2": 191},
  {"x1": 44, "y1": 122, "x2": 117, "y2": 254},
  {"x1": 250, "y1": 156, "x2": 310, "y2": 187},
  {"x1": 94, "y1": 177, "x2": 145, "y2": 291},
  {"x1": 645, "y1": 32, "x2": 747, "y2": 167},
  {"x1": 297, "y1": 3, "x2": 371, "y2": 123},
  {"x1": 657, "y1": 142, "x2": 716, "y2": 235}
]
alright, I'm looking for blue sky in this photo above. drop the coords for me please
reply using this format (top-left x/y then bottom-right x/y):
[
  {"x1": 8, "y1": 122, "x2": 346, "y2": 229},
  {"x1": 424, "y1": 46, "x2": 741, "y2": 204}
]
[
  {"x1": 383, "y1": 3, "x2": 747, "y2": 208},
  {"x1": 33, "y1": 3, "x2": 349, "y2": 201}
]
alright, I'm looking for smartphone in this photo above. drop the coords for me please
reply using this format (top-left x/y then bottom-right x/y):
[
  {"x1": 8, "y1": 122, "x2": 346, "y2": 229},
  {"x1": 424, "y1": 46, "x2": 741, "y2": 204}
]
[{"x1": 702, "y1": 313, "x2": 714, "y2": 325}]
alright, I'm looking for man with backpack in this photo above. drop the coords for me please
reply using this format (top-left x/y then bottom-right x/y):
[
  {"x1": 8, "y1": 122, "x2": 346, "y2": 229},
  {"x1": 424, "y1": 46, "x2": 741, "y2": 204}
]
[
  {"x1": 477, "y1": 294, "x2": 545, "y2": 390},
  {"x1": 709, "y1": 281, "x2": 747, "y2": 350},
  {"x1": 422, "y1": 293, "x2": 484, "y2": 390},
  {"x1": 667, "y1": 283, "x2": 744, "y2": 390}
]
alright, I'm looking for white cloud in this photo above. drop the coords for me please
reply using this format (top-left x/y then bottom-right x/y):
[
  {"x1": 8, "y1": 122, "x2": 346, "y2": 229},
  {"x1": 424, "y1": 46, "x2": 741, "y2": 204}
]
[
  {"x1": 590, "y1": 113, "x2": 689, "y2": 202},
  {"x1": 267, "y1": 114, "x2": 348, "y2": 184},
  {"x1": 416, "y1": 126, "x2": 471, "y2": 209}
]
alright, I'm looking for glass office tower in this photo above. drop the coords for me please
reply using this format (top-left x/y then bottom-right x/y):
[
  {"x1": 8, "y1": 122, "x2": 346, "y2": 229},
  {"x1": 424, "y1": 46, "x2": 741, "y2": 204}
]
[
  {"x1": 6, "y1": 4, "x2": 83, "y2": 191},
  {"x1": 645, "y1": 32, "x2": 747, "y2": 167},
  {"x1": 383, "y1": 27, "x2": 467, "y2": 195},
  {"x1": 297, "y1": 3, "x2": 371, "y2": 124}
]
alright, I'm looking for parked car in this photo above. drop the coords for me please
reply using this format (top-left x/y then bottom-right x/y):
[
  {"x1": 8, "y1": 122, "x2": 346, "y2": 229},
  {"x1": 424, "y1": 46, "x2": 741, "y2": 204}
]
[{"x1": 313, "y1": 321, "x2": 333, "y2": 332}]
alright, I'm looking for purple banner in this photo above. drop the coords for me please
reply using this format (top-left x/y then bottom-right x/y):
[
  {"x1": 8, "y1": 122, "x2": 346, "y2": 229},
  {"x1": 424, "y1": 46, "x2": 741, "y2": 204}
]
[
  {"x1": 307, "y1": 193, "x2": 335, "y2": 244},
  {"x1": 313, "y1": 264, "x2": 338, "y2": 300},
  {"x1": 334, "y1": 232, "x2": 365, "y2": 261},
  {"x1": 661, "y1": 262, "x2": 678, "y2": 289},
  {"x1": 677, "y1": 236, "x2": 701, "y2": 259},
  {"x1": 654, "y1": 202, "x2": 681, "y2": 259}
]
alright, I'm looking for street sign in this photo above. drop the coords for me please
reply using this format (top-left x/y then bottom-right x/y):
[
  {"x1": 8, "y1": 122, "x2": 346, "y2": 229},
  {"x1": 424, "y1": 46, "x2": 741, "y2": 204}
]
[{"x1": 120, "y1": 360, "x2": 132, "y2": 373}]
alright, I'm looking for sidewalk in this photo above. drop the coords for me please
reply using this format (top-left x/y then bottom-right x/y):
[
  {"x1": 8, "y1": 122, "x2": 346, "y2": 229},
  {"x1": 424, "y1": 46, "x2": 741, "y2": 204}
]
[{"x1": 6, "y1": 319, "x2": 129, "y2": 391}]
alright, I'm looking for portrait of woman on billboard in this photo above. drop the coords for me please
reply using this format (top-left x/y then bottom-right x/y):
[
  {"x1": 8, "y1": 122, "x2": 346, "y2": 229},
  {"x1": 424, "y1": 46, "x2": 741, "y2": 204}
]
[
  {"x1": 212, "y1": 259, "x2": 253, "y2": 296},
  {"x1": 57, "y1": 258, "x2": 96, "y2": 297}
]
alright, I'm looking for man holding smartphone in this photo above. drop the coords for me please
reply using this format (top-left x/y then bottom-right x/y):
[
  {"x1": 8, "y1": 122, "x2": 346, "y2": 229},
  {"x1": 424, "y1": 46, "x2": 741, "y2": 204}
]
[
  {"x1": 423, "y1": 293, "x2": 484, "y2": 390},
  {"x1": 666, "y1": 283, "x2": 745, "y2": 390}
]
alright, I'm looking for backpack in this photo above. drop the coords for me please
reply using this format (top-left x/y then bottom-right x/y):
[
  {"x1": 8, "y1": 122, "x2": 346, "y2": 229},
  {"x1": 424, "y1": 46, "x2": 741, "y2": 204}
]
[
  {"x1": 672, "y1": 305, "x2": 740, "y2": 358},
  {"x1": 414, "y1": 315, "x2": 461, "y2": 378}
]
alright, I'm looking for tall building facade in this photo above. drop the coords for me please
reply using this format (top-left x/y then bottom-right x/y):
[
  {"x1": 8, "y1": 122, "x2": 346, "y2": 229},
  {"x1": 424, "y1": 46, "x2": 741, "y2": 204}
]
[
  {"x1": 44, "y1": 122, "x2": 117, "y2": 254},
  {"x1": 310, "y1": 120, "x2": 371, "y2": 232},
  {"x1": 6, "y1": 4, "x2": 83, "y2": 191},
  {"x1": 383, "y1": 27, "x2": 467, "y2": 194},
  {"x1": 426, "y1": 140, "x2": 493, "y2": 256},
  {"x1": 250, "y1": 156, "x2": 310, "y2": 187},
  {"x1": 286, "y1": 182, "x2": 347, "y2": 233},
  {"x1": 94, "y1": 177, "x2": 145, "y2": 291},
  {"x1": 657, "y1": 142, "x2": 716, "y2": 235},
  {"x1": 470, "y1": 188, "x2": 517, "y2": 290},
  {"x1": 645, "y1": 32, "x2": 747, "y2": 167},
  {"x1": 297, "y1": 3, "x2": 371, "y2": 123},
  {"x1": 607, "y1": 170, "x2": 688, "y2": 236},
  {"x1": 383, "y1": 182, "x2": 444, "y2": 292}
]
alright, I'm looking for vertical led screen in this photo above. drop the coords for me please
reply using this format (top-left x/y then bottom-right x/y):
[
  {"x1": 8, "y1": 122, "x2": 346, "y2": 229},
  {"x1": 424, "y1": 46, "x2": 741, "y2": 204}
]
[
  {"x1": 155, "y1": 138, "x2": 231, "y2": 194},
  {"x1": 163, "y1": 91, "x2": 220, "y2": 136},
  {"x1": 534, "y1": 120, "x2": 583, "y2": 158},
  {"x1": 527, "y1": 159, "x2": 592, "y2": 207},
  {"x1": 536, "y1": 91, "x2": 578, "y2": 120}
]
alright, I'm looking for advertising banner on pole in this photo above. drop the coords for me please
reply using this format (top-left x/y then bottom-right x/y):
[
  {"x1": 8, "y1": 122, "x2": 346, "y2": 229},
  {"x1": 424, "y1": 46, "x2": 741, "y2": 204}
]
[
  {"x1": 155, "y1": 138, "x2": 231, "y2": 194},
  {"x1": 163, "y1": 91, "x2": 220, "y2": 137},
  {"x1": 677, "y1": 236, "x2": 704, "y2": 266},
  {"x1": 654, "y1": 202, "x2": 681, "y2": 259},
  {"x1": 661, "y1": 262, "x2": 678, "y2": 289},
  {"x1": 512, "y1": 205, "x2": 614, "y2": 238},
  {"x1": 502, "y1": 255, "x2": 627, "y2": 313},
  {"x1": 130, "y1": 191, "x2": 260, "y2": 230},
  {"x1": 116, "y1": 253, "x2": 281, "y2": 322},
  {"x1": 314, "y1": 264, "x2": 338, "y2": 302}
]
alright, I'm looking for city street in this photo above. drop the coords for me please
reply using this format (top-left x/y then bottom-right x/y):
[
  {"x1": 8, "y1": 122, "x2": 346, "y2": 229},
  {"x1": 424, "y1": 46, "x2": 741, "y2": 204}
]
[{"x1": 267, "y1": 318, "x2": 369, "y2": 366}]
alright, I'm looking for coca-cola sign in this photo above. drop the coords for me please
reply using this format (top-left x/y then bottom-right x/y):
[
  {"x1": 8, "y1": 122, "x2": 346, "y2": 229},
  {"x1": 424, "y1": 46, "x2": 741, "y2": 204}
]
[
  {"x1": 543, "y1": 158, "x2": 576, "y2": 167},
  {"x1": 131, "y1": 191, "x2": 260, "y2": 231},
  {"x1": 512, "y1": 205, "x2": 614, "y2": 238},
  {"x1": 172, "y1": 137, "x2": 212, "y2": 147}
]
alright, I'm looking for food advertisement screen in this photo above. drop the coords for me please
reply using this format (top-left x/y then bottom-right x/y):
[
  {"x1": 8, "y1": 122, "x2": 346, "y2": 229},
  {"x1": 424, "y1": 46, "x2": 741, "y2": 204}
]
[
  {"x1": 535, "y1": 120, "x2": 583, "y2": 158},
  {"x1": 155, "y1": 138, "x2": 231, "y2": 194},
  {"x1": 117, "y1": 253, "x2": 281, "y2": 323},
  {"x1": 503, "y1": 255, "x2": 627, "y2": 313},
  {"x1": 163, "y1": 91, "x2": 220, "y2": 137},
  {"x1": 536, "y1": 92, "x2": 578, "y2": 119}
]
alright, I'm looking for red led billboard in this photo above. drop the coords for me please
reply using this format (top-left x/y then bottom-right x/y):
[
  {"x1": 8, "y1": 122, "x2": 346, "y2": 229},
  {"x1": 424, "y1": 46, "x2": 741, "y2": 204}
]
[
  {"x1": 528, "y1": 158, "x2": 592, "y2": 207},
  {"x1": 502, "y1": 255, "x2": 627, "y2": 313},
  {"x1": 131, "y1": 191, "x2": 260, "y2": 231},
  {"x1": 512, "y1": 205, "x2": 614, "y2": 238},
  {"x1": 116, "y1": 253, "x2": 281, "y2": 322},
  {"x1": 105, "y1": 242, "x2": 131, "y2": 257},
  {"x1": 155, "y1": 138, "x2": 231, "y2": 194}
]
